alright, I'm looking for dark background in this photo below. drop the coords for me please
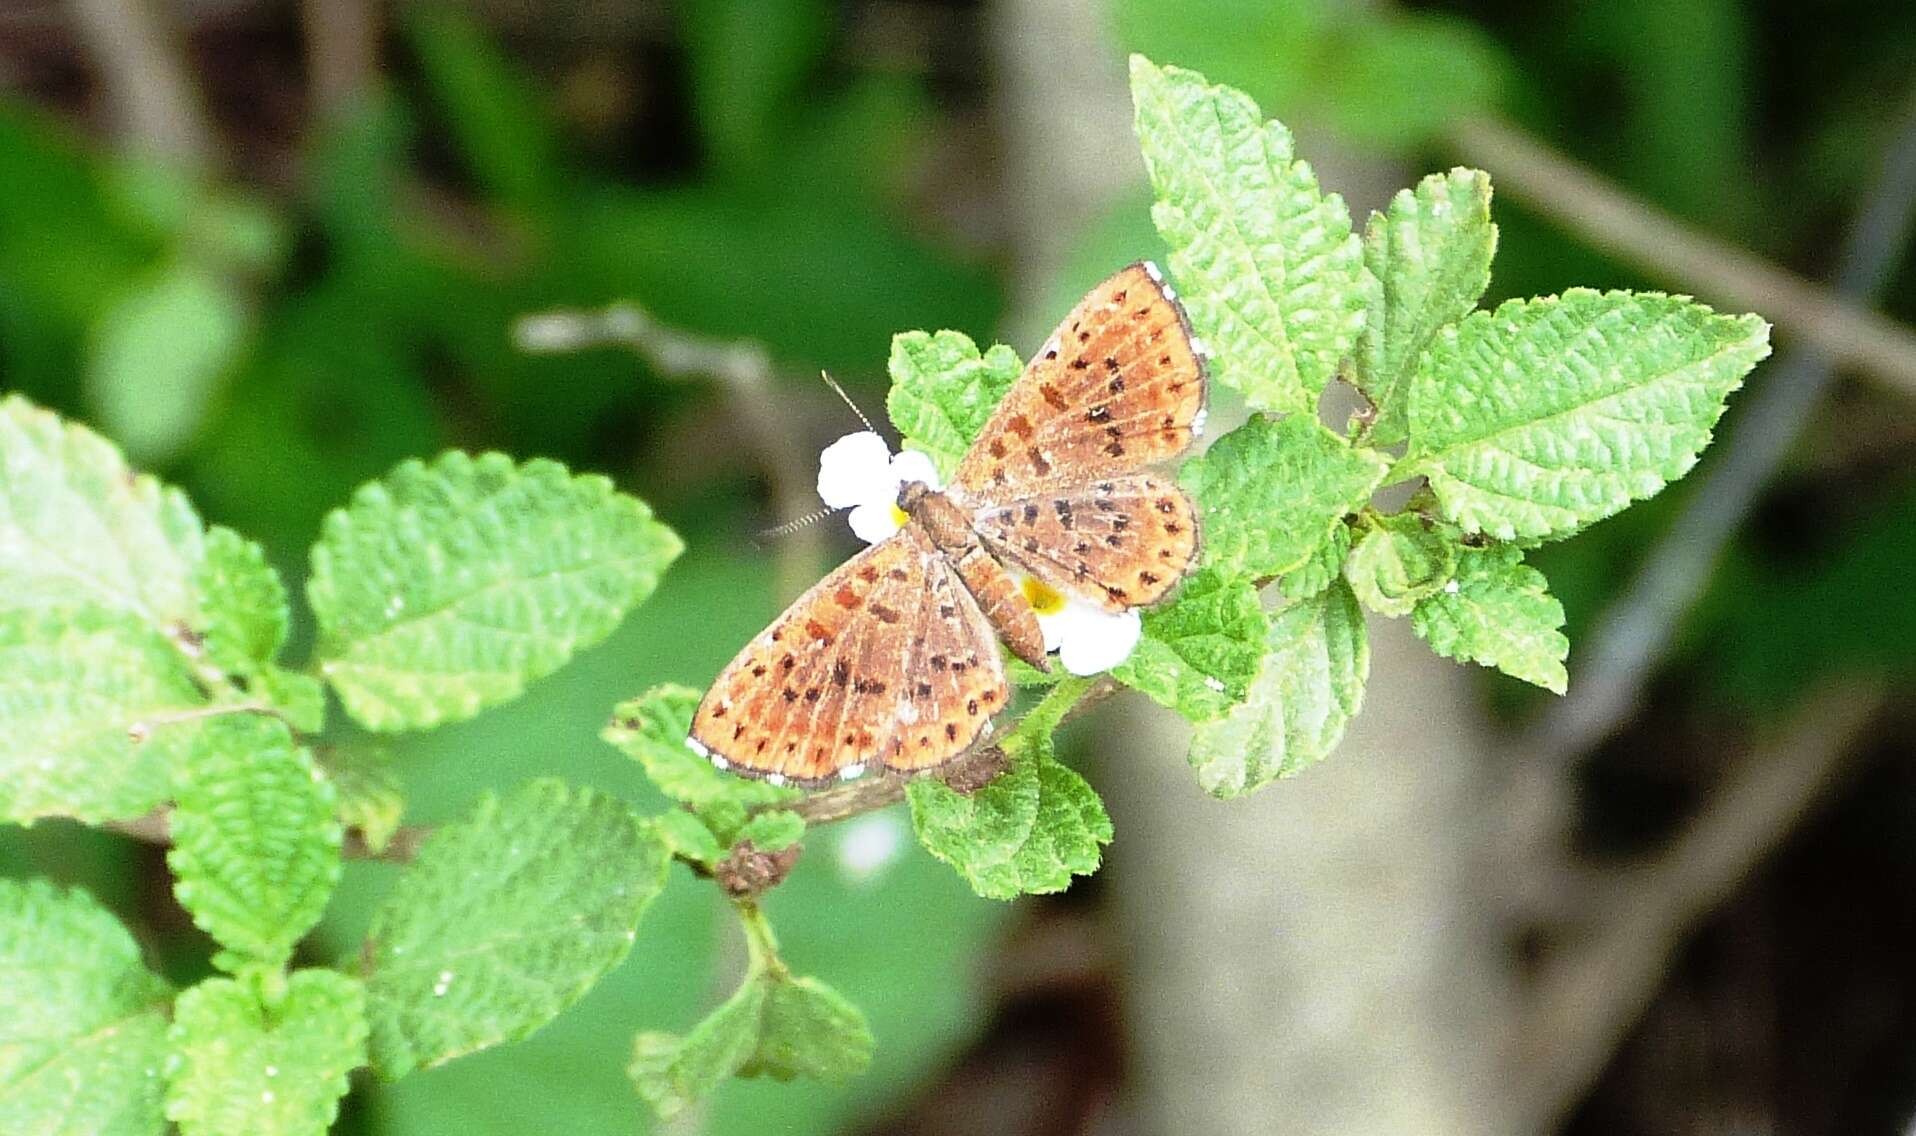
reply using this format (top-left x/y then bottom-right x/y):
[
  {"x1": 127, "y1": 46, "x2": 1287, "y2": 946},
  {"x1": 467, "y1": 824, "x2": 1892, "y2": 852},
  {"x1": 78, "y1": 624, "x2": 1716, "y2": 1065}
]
[{"x1": 2, "y1": 1, "x2": 1913, "y2": 1133}]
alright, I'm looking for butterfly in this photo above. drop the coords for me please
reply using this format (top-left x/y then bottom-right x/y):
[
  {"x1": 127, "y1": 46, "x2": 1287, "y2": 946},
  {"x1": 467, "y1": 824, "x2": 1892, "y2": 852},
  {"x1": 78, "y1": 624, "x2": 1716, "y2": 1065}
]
[{"x1": 687, "y1": 262, "x2": 1208, "y2": 786}]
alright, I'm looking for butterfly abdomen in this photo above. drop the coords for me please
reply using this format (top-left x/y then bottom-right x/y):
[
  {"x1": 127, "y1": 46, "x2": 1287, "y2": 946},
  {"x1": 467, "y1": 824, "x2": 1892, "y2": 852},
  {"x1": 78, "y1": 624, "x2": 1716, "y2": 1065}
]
[{"x1": 902, "y1": 484, "x2": 1048, "y2": 671}]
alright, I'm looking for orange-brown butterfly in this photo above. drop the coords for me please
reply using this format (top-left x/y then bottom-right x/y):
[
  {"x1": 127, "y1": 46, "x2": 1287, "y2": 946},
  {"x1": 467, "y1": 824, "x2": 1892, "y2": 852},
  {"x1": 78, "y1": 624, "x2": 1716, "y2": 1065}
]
[{"x1": 688, "y1": 262, "x2": 1208, "y2": 785}]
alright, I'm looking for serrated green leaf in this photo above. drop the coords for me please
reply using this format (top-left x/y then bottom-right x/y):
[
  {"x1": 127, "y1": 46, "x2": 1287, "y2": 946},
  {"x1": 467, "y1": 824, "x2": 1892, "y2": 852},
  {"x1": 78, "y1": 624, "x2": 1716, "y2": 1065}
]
[
  {"x1": 1343, "y1": 511, "x2": 1459, "y2": 617},
  {"x1": 1355, "y1": 167, "x2": 1496, "y2": 446},
  {"x1": 256, "y1": 669, "x2": 326, "y2": 734},
  {"x1": 85, "y1": 259, "x2": 248, "y2": 467},
  {"x1": 1412, "y1": 544, "x2": 1568, "y2": 692},
  {"x1": 168, "y1": 716, "x2": 341, "y2": 969},
  {"x1": 884, "y1": 330, "x2": 1023, "y2": 476},
  {"x1": 309, "y1": 451, "x2": 683, "y2": 731},
  {"x1": 604, "y1": 684, "x2": 798, "y2": 811},
  {"x1": 907, "y1": 704, "x2": 1111, "y2": 900},
  {"x1": 1111, "y1": 568, "x2": 1268, "y2": 720},
  {"x1": 0, "y1": 879, "x2": 172, "y2": 1136},
  {"x1": 323, "y1": 743, "x2": 404, "y2": 856},
  {"x1": 653, "y1": 810, "x2": 725, "y2": 868},
  {"x1": 1130, "y1": 56, "x2": 1365, "y2": 412},
  {"x1": 0, "y1": 395, "x2": 206, "y2": 629},
  {"x1": 0, "y1": 607, "x2": 206, "y2": 824},
  {"x1": 630, "y1": 980, "x2": 766, "y2": 1120},
  {"x1": 1279, "y1": 520, "x2": 1352, "y2": 602},
  {"x1": 1402, "y1": 290, "x2": 1771, "y2": 542},
  {"x1": 736, "y1": 809, "x2": 805, "y2": 852},
  {"x1": 1188, "y1": 580, "x2": 1368, "y2": 796},
  {"x1": 1180, "y1": 414, "x2": 1387, "y2": 580},
  {"x1": 361, "y1": 779, "x2": 668, "y2": 1078},
  {"x1": 164, "y1": 970, "x2": 367, "y2": 1136},
  {"x1": 193, "y1": 526, "x2": 288, "y2": 676},
  {"x1": 743, "y1": 972, "x2": 872, "y2": 1082},
  {"x1": 630, "y1": 958, "x2": 872, "y2": 1119}
]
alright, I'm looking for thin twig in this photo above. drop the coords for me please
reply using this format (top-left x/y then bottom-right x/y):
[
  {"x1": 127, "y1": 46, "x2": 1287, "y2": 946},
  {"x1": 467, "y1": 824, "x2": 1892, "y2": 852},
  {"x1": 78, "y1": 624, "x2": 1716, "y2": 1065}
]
[
  {"x1": 1508, "y1": 89, "x2": 1916, "y2": 771},
  {"x1": 65, "y1": 0, "x2": 214, "y2": 170},
  {"x1": 1451, "y1": 111, "x2": 1916, "y2": 398},
  {"x1": 514, "y1": 303, "x2": 823, "y2": 600},
  {"x1": 1511, "y1": 682, "x2": 1887, "y2": 1132},
  {"x1": 301, "y1": 0, "x2": 380, "y2": 114}
]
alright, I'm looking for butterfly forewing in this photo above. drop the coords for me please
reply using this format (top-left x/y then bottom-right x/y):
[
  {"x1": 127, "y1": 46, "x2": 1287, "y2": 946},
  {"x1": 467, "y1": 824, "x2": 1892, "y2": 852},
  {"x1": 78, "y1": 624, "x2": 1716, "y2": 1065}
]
[
  {"x1": 973, "y1": 474, "x2": 1200, "y2": 610},
  {"x1": 952, "y1": 262, "x2": 1206, "y2": 505},
  {"x1": 690, "y1": 525, "x2": 1006, "y2": 783}
]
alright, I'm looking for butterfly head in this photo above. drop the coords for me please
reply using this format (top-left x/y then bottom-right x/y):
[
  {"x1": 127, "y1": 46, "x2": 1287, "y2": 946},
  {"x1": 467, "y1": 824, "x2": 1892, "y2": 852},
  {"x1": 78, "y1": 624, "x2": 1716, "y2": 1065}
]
[{"x1": 895, "y1": 479, "x2": 935, "y2": 514}]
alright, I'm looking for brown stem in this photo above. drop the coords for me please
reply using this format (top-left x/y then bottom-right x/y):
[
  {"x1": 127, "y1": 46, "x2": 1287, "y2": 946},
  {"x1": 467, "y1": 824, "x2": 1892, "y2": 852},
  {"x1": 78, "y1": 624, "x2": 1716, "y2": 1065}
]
[{"x1": 1450, "y1": 112, "x2": 1916, "y2": 398}]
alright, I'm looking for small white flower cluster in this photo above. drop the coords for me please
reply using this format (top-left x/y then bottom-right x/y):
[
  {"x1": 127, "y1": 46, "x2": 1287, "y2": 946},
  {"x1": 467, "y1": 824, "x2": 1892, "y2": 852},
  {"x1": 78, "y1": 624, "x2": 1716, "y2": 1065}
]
[{"x1": 814, "y1": 431, "x2": 1140, "y2": 676}]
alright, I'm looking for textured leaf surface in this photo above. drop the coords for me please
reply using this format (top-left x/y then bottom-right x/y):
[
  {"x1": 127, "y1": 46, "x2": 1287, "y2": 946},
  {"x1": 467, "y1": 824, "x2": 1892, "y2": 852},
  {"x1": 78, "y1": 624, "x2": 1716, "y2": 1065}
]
[
  {"x1": 1112, "y1": 568, "x2": 1268, "y2": 720},
  {"x1": 1188, "y1": 581, "x2": 1369, "y2": 796},
  {"x1": 604, "y1": 684, "x2": 798, "y2": 812},
  {"x1": 309, "y1": 451, "x2": 683, "y2": 731},
  {"x1": 1180, "y1": 415, "x2": 1387, "y2": 580},
  {"x1": 1403, "y1": 291, "x2": 1771, "y2": 542},
  {"x1": 629, "y1": 966, "x2": 871, "y2": 1119},
  {"x1": 0, "y1": 608, "x2": 205, "y2": 824},
  {"x1": 737, "y1": 810, "x2": 805, "y2": 853},
  {"x1": 1412, "y1": 544, "x2": 1569, "y2": 692},
  {"x1": 165, "y1": 970, "x2": 366, "y2": 1136},
  {"x1": 1279, "y1": 521, "x2": 1352, "y2": 602},
  {"x1": 908, "y1": 710, "x2": 1110, "y2": 900},
  {"x1": 1343, "y1": 512, "x2": 1459, "y2": 617},
  {"x1": 0, "y1": 395, "x2": 206, "y2": 628},
  {"x1": 1131, "y1": 57, "x2": 1365, "y2": 412},
  {"x1": 167, "y1": 716, "x2": 341, "y2": 969},
  {"x1": 0, "y1": 879, "x2": 171, "y2": 1136},
  {"x1": 193, "y1": 526, "x2": 288, "y2": 676},
  {"x1": 362, "y1": 779, "x2": 668, "y2": 1078},
  {"x1": 884, "y1": 331, "x2": 1022, "y2": 476},
  {"x1": 324, "y1": 743, "x2": 404, "y2": 856},
  {"x1": 1355, "y1": 167, "x2": 1496, "y2": 446}
]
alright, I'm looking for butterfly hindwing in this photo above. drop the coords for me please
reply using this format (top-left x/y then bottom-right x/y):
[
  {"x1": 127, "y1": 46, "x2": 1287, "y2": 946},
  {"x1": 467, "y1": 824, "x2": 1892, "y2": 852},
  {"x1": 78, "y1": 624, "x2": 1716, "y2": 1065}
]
[
  {"x1": 951, "y1": 262, "x2": 1206, "y2": 505},
  {"x1": 691, "y1": 525, "x2": 1006, "y2": 783},
  {"x1": 972, "y1": 474, "x2": 1200, "y2": 611}
]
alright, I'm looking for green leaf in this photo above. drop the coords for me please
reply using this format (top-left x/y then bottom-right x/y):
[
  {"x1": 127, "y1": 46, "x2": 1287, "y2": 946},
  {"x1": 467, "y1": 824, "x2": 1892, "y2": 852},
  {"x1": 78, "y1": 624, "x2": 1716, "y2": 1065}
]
[
  {"x1": 309, "y1": 451, "x2": 683, "y2": 731},
  {"x1": 1179, "y1": 414, "x2": 1387, "y2": 580},
  {"x1": 1279, "y1": 520, "x2": 1352, "y2": 602},
  {"x1": 1355, "y1": 167, "x2": 1496, "y2": 446},
  {"x1": 1412, "y1": 544, "x2": 1569, "y2": 693},
  {"x1": 323, "y1": 743, "x2": 405, "y2": 856},
  {"x1": 85, "y1": 259, "x2": 249, "y2": 466},
  {"x1": 630, "y1": 980, "x2": 767, "y2": 1120},
  {"x1": 167, "y1": 716, "x2": 342, "y2": 970},
  {"x1": 630, "y1": 964, "x2": 872, "y2": 1119},
  {"x1": 255, "y1": 668, "x2": 326, "y2": 734},
  {"x1": 1343, "y1": 511, "x2": 1459, "y2": 617},
  {"x1": 907, "y1": 688, "x2": 1111, "y2": 900},
  {"x1": 653, "y1": 810, "x2": 725, "y2": 868},
  {"x1": 742, "y1": 972, "x2": 872, "y2": 1082},
  {"x1": 164, "y1": 970, "x2": 367, "y2": 1136},
  {"x1": 736, "y1": 809, "x2": 805, "y2": 853},
  {"x1": 361, "y1": 779, "x2": 668, "y2": 1078},
  {"x1": 0, "y1": 607, "x2": 205, "y2": 824},
  {"x1": 0, "y1": 395, "x2": 206, "y2": 629},
  {"x1": 0, "y1": 879, "x2": 171, "y2": 1136},
  {"x1": 1188, "y1": 581, "x2": 1368, "y2": 796},
  {"x1": 884, "y1": 330, "x2": 1023, "y2": 477},
  {"x1": 1130, "y1": 56, "x2": 1365, "y2": 412},
  {"x1": 1111, "y1": 568, "x2": 1269, "y2": 720},
  {"x1": 1401, "y1": 290, "x2": 1771, "y2": 542},
  {"x1": 194, "y1": 526, "x2": 289, "y2": 676},
  {"x1": 604, "y1": 684, "x2": 798, "y2": 811}
]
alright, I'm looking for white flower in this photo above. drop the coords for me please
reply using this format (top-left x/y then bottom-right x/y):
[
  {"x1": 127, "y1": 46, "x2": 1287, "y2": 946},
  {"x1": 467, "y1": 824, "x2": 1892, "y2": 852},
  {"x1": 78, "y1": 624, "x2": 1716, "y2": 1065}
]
[
  {"x1": 815, "y1": 430, "x2": 940, "y2": 544},
  {"x1": 1020, "y1": 575, "x2": 1142, "y2": 676}
]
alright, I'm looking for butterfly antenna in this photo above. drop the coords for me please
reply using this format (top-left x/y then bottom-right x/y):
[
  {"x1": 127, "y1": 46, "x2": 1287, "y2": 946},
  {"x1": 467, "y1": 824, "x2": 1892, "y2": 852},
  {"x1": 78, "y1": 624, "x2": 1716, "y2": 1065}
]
[
  {"x1": 756, "y1": 504, "x2": 840, "y2": 543},
  {"x1": 819, "y1": 370, "x2": 878, "y2": 435}
]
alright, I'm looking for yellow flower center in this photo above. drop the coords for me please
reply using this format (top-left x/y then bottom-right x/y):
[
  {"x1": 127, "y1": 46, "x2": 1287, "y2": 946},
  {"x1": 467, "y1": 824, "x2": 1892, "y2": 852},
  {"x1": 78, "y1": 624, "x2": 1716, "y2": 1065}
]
[
  {"x1": 1021, "y1": 576, "x2": 1067, "y2": 616},
  {"x1": 890, "y1": 503, "x2": 909, "y2": 527}
]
